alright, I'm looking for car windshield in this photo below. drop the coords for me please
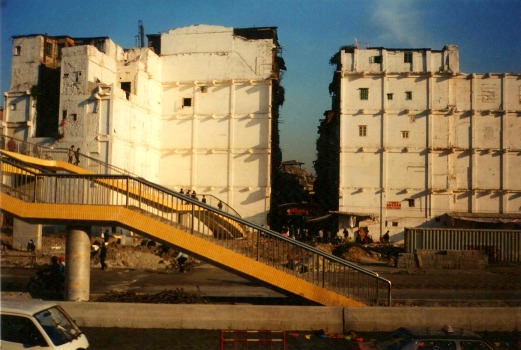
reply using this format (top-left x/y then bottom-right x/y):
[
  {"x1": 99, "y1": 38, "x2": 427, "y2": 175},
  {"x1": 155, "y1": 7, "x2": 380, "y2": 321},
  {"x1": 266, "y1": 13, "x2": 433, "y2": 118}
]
[{"x1": 34, "y1": 306, "x2": 81, "y2": 346}]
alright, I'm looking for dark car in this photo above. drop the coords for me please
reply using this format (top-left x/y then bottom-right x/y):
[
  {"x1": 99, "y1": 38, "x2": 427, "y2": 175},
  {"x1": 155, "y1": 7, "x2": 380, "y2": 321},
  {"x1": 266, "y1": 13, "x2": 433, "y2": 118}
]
[{"x1": 377, "y1": 327, "x2": 494, "y2": 350}]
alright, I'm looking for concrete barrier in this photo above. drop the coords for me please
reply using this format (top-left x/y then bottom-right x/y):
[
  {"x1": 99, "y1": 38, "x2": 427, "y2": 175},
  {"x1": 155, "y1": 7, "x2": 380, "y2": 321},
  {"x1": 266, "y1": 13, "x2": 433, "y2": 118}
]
[{"x1": 58, "y1": 302, "x2": 521, "y2": 333}]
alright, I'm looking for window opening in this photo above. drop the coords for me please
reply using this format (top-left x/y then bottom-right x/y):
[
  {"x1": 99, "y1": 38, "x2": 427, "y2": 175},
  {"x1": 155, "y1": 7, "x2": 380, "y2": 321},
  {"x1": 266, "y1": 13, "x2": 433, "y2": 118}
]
[
  {"x1": 13, "y1": 46, "x2": 21, "y2": 56},
  {"x1": 71, "y1": 114, "x2": 77, "y2": 122},
  {"x1": 401, "y1": 130, "x2": 409, "y2": 138},
  {"x1": 387, "y1": 93, "x2": 393, "y2": 100},
  {"x1": 183, "y1": 98, "x2": 193, "y2": 107},
  {"x1": 358, "y1": 125, "x2": 367, "y2": 137},
  {"x1": 369, "y1": 56, "x2": 382, "y2": 63},
  {"x1": 120, "y1": 82, "x2": 131, "y2": 100},
  {"x1": 73, "y1": 71, "x2": 81, "y2": 82},
  {"x1": 408, "y1": 199, "x2": 415, "y2": 207},
  {"x1": 405, "y1": 91, "x2": 413, "y2": 100},
  {"x1": 44, "y1": 42, "x2": 53, "y2": 57},
  {"x1": 200, "y1": 86, "x2": 207, "y2": 93},
  {"x1": 392, "y1": 222, "x2": 398, "y2": 227},
  {"x1": 359, "y1": 88, "x2": 369, "y2": 100},
  {"x1": 404, "y1": 52, "x2": 413, "y2": 63}
]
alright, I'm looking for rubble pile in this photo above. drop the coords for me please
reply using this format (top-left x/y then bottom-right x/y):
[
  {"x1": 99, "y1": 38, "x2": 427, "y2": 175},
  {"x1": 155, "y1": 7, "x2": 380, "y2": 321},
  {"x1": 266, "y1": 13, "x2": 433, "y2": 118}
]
[{"x1": 94, "y1": 289, "x2": 207, "y2": 304}]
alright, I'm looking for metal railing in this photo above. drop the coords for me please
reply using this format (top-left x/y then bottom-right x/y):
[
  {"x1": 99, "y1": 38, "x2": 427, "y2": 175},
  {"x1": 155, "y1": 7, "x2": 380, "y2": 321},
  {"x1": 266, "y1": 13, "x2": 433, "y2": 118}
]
[
  {"x1": 1, "y1": 157, "x2": 392, "y2": 306},
  {"x1": 0, "y1": 135, "x2": 241, "y2": 217}
]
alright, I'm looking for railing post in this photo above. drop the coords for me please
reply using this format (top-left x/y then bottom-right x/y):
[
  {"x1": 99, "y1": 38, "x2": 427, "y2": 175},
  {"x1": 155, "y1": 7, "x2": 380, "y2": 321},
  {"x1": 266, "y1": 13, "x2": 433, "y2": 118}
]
[
  {"x1": 256, "y1": 229, "x2": 260, "y2": 261},
  {"x1": 191, "y1": 203, "x2": 195, "y2": 235},
  {"x1": 126, "y1": 177, "x2": 129, "y2": 208}
]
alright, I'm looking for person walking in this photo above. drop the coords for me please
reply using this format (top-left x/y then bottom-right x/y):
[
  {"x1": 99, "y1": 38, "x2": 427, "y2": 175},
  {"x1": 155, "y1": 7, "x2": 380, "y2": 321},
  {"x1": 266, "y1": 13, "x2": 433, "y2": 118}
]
[
  {"x1": 74, "y1": 148, "x2": 81, "y2": 166},
  {"x1": 99, "y1": 243, "x2": 108, "y2": 270},
  {"x1": 68, "y1": 145, "x2": 75, "y2": 163},
  {"x1": 201, "y1": 195, "x2": 207, "y2": 204},
  {"x1": 27, "y1": 239, "x2": 36, "y2": 252}
]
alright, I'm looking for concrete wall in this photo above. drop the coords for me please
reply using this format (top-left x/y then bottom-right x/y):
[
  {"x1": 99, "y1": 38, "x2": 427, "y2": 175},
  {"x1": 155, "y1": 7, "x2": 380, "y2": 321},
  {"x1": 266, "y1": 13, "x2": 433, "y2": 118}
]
[
  {"x1": 58, "y1": 302, "x2": 521, "y2": 332},
  {"x1": 338, "y1": 44, "x2": 521, "y2": 242}
]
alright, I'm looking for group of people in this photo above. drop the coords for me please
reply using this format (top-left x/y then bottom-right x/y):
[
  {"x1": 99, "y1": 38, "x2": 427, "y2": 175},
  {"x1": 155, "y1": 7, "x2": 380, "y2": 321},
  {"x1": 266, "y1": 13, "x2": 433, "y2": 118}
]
[
  {"x1": 180, "y1": 189, "x2": 225, "y2": 209},
  {"x1": 67, "y1": 145, "x2": 81, "y2": 165}
]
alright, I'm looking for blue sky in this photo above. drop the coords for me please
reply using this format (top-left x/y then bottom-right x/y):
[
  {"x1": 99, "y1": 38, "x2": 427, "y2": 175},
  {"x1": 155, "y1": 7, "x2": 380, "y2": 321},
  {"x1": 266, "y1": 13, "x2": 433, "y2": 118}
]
[{"x1": 1, "y1": 0, "x2": 520, "y2": 172}]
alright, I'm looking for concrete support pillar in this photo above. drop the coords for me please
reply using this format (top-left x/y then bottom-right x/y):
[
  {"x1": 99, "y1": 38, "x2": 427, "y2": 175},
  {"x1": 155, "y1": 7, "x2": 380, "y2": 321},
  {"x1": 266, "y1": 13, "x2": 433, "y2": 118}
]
[{"x1": 65, "y1": 226, "x2": 91, "y2": 301}]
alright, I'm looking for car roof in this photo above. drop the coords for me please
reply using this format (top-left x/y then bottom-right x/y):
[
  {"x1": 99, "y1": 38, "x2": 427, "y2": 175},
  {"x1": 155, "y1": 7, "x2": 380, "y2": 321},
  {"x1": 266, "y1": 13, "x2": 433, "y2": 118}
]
[
  {"x1": 1, "y1": 299, "x2": 59, "y2": 316},
  {"x1": 390, "y1": 327, "x2": 483, "y2": 340}
]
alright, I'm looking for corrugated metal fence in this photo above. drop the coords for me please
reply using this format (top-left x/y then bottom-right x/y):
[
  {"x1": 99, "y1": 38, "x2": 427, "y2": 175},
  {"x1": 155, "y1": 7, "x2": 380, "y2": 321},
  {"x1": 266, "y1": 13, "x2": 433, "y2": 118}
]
[{"x1": 404, "y1": 228, "x2": 521, "y2": 262}]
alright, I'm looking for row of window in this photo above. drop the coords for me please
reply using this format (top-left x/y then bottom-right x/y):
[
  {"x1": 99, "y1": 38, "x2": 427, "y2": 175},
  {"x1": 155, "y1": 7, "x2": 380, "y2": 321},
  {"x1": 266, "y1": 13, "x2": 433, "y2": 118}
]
[
  {"x1": 360, "y1": 88, "x2": 412, "y2": 100},
  {"x1": 369, "y1": 52, "x2": 413, "y2": 64},
  {"x1": 358, "y1": 125, "x2": 409, "y2": 138}
]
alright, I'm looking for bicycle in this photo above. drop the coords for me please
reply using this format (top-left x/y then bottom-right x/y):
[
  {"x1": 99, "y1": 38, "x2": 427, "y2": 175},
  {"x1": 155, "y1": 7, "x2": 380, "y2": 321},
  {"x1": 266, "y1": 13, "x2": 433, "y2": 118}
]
[{"x1": 165, "y1": 259, "x2": 195, "y2": 274}]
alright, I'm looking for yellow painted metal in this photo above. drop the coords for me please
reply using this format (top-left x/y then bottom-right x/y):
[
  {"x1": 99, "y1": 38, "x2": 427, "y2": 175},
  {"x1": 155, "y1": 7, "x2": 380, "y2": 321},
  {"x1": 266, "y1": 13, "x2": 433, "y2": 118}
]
[
  {"x1": 0, "y1": 193, "x2": 365, "y2": 307},
  {"x1": 0, "y1": 150, "x2": 93, "y2": 174},
  {"x1": 1, "y1": 150, "x2": 245, "y2": 237}
]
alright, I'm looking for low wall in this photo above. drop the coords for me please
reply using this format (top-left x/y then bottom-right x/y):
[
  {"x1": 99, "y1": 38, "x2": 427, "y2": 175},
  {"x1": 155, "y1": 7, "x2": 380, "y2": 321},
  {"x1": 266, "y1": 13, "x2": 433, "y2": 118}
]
[{"x1": 59, "y1": 302, "x2": 521, "y2": 332}]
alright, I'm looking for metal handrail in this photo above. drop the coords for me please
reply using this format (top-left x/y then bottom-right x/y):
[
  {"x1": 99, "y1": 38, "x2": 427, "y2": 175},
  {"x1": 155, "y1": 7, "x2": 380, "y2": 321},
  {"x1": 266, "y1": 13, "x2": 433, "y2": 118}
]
[
  {"x1": 0, "y1": 157, "x2": 392, "y2": 306},
  {"x1": 0, "y1": 135, "x2": 241, "y2": 218}
]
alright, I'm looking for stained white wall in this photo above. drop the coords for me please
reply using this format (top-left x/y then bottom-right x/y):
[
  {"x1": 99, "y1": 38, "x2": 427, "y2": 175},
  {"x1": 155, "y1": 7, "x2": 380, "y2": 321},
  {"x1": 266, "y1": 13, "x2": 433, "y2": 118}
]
[{"x1": 339, "y1": 45, "x2": 521, "y2": 241}]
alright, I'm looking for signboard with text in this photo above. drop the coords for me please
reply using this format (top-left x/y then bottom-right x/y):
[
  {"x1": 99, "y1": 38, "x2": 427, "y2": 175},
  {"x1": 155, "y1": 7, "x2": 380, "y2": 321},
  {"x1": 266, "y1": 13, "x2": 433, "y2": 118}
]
[{"x1": 386, "y1": 201, "x2": 401, "y2": 209}]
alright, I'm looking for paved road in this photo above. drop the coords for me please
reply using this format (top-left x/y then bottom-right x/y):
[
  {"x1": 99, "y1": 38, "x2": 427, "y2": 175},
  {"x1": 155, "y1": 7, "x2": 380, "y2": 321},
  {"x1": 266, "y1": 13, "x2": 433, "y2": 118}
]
[{"x1": 2, "y1": 263, "x2": 521, "y2": 305}]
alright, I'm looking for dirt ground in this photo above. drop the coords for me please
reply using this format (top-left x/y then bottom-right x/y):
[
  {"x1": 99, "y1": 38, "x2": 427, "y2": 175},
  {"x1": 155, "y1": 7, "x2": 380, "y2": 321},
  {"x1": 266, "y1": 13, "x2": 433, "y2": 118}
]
[{"x1": 0, "y1": 231, "x2": 390, "y2": 270}]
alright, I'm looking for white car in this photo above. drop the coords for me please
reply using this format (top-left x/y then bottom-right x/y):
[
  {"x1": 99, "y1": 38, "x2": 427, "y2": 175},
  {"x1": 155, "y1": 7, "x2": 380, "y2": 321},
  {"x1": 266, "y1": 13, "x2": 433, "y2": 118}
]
[{"x1": 1, "y1": 299, "x2": 89, "y2": 350}]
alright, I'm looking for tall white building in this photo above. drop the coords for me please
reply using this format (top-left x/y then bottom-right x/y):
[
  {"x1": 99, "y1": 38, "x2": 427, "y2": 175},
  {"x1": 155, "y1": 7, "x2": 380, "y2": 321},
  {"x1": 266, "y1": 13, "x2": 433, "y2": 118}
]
[
  {"x1": 323, "y1": 44, "x2": 521, "y2": 241},
  {"x1": 3, "y1": 25, "x2": 285, "y2": 225}
]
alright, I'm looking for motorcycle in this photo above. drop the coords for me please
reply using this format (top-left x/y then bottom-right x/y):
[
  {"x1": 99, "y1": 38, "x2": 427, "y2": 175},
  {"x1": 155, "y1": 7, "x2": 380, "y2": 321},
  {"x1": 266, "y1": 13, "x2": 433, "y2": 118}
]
[{"x1": 26, "y1": 257, "x2": 65, "y2": 300}]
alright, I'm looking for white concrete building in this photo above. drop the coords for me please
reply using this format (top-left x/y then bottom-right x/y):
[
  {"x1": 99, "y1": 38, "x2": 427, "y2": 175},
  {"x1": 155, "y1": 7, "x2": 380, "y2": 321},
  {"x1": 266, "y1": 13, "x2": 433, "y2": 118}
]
[
  {"x1": 330, "y1": 44, "x2": 521, "y2": 241},
  {"x1": 3, "y1": 25, "x2": 285, "y2": 225}
]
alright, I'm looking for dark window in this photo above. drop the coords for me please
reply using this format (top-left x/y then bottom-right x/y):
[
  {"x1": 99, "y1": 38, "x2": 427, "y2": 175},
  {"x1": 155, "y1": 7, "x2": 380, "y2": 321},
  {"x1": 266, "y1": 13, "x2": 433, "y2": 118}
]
[
  {"x1": 0, "y1": 314, "x2": 48, "y2": 347},
  {"x1": 370, "y1": 56, "x2": 382, "y2": 63},
  {"x1": 71, "y1": 113, "x2": 78, "y2": 122},
  {"x1": 44, "y1": 42, "x2": 53, "y2": 57},
  {"x1": 401, "y1": 131, "x2": 409, "y2": 138},
  {"x1": 13, "y1": 45, "x2": 21, "y2": 56},
  {"x1": 405, "y1": 91, "x2": 413, "y2": 100},
  {"x1": 183, "y1": 98, "x2": 193, "y2": 107},
  {"x1": 392, "y1": 222, "x2": 398, "y2": 227},
  {"x1": 120, "y1": 82, "x2": 131, "y2": 100},
  {"x1": 73, "y1": 71, "x2": 81, "y2": 82},
  {"x1": 387, "y1": 93, "x2": 393, "y2": 100},
  {"x1": 404, "y1": 52, "x2": 413, "y2": 63},
  {"x1": 358, "y1": 125, "x2": 367, "y2": 137},
  {"x1": 360, "y1": 88, "x2": 369, "y2": 100},
  {"x1": 408, "y1": 199, "x2": 415, "y2": 207}
]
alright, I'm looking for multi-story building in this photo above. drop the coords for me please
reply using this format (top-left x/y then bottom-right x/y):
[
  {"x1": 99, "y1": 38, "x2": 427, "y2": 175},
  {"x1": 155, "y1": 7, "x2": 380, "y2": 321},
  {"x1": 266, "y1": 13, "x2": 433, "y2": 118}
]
[
  {"x1": 3, "y1": 25, "x2": 285, "y2": 225},
  {"x1": 319, "y1": 44, "x2": 521, "y2": 242}
]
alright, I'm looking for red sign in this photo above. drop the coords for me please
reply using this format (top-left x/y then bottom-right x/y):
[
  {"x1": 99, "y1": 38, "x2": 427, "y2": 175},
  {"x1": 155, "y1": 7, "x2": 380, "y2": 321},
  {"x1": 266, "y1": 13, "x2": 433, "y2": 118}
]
[{"x1": 386, "y1": 201, "x2": 401, "y2": 209}]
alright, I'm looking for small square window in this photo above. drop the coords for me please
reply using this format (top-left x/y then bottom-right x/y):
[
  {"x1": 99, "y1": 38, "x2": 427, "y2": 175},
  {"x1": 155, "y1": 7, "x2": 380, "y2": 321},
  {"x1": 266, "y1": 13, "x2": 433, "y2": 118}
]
[
  {"x1": 404, "y1": 52, "x2": 413, "y2": 63},
  {"x1": 408, "y1": 199, "x2": 415, "y2": 207},
  {"x1": 405, "y1": 91, "x2": 413, "y2": 100},
  {"x1": 359, "y1": 88, "x2": 369, "y2": 100},
  {"x1": 358, "y1": 125, "x2": 367, "y2": 137},
  {"x1": 13, "y1": 46, "x2": 21, "y2": 56},
  {"x1": 71, "y1": 113, "x2": 78, "y2": 121},
  {"x1": 401, "y1": 131, "x2": 409, "y2": 138},
  {"x1": 369, "y1": 56, "x2": 382, "y2": 63},
  {"x1": 387, "y1": 93, "x2": 393, "y2": 100},
  {"x1": 392, "y1": 222, "x2": 398, "y2": 227},
  {"x1": 200, "y1": 86, "x2": 207, "y2": 93},
  {"x1": 182, "y1": 98, "x2": 192, "y2": 107}
]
